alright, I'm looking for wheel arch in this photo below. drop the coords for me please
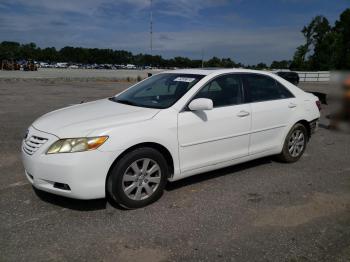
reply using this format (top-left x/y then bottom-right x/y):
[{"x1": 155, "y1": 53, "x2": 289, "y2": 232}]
[
  {"x1": 105, "y1": 142, "x2": 175, "y2": 192},
  {"x1": 279, "y1": 119, "x2": 311, "y2": 154},
  {"x1": 296, "y1": 119, "x2": 311, "y2": 140}
]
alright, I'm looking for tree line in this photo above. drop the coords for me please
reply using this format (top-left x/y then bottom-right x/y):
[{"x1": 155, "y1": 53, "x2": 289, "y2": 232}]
[
  {"x1": 0, "y1": 41, "x2": 246, "y2": 69},
  {"x1": 0, "y1": 8, "x2": 349, "y2": 70},
  {"x1": 290, "y1": 8, "x2": 350, "y2": 70},
  {"x1": 0, "y1": 41, "x2": 290, "y2": 69}
]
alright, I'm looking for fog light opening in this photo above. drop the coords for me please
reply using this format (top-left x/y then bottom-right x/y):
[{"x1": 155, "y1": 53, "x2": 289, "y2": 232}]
[{"x1": 53, "y1": 182, "x2": 71, "y2": 191}]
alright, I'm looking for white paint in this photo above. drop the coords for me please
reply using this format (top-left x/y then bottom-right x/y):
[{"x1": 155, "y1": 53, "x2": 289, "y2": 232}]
[
  {"x1": 188, "y1": 98, "x2": 213, "y2": 111},
  {"x1": 21, "y1": 68, "x2": 320, "y2": 200}
]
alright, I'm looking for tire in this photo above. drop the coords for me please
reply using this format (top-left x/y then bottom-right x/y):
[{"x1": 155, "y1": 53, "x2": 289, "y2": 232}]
[
  {"x1": 107, "y1": 147, "x2": 168, "y2": 209},
  {"x1": 277, "y1": 123, "x2": 308, "y2": 163}
]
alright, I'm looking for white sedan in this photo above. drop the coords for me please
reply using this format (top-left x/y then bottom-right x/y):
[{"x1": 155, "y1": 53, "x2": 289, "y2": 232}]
[{"x1": 22, "y1": 69, "x2": 320, "y2": 208}]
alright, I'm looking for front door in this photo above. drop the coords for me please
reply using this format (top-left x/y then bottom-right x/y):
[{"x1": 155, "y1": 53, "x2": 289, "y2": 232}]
[{"x1": 178, "y1": 74, "x2": 251, "y2": 173}]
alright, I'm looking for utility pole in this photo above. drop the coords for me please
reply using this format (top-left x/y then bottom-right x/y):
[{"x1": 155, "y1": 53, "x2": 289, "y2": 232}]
[
  {"x1": 150, "y1": 0, "x2": 153, "y2": 56},
  {"x1": 201, "y1": 49, "x2": 204, "y2": 68}
]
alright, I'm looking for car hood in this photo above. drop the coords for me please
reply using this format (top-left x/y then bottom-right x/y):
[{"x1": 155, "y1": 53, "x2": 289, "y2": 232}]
[{"x1": 32, "y1": 99, "x2": 160, "y2": 137}]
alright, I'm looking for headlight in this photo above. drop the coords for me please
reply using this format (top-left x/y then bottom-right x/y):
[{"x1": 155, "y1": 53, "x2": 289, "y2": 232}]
[{"x1": 47, "y1": 136, "x2": 108, "y2": 154}]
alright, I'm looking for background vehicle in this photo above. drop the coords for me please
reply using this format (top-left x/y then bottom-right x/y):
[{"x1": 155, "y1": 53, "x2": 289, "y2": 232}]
[
  {"x1": 126, "y1": 64, "x2": 137, "y2": 69},
  {"x1": 1, "y1": 59, "x2": 20, "y2": 70},
  {"x1": 22, "y1": 69, "x2": 320, "y2": 208},
  {"x1": 276, "y1": 71, "x2": 300, "y2": 85},
  {"x1": 23, "y1": 59, "x2": 38, "y2": 71}
]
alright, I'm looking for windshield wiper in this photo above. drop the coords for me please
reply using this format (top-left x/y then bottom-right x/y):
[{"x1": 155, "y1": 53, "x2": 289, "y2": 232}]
[
  {"x1": 109, "y1": 97, "x2": 165, "y2": 109},
  {"x1": 110, "y1": 97, "x2": 137, "y2": 106}
]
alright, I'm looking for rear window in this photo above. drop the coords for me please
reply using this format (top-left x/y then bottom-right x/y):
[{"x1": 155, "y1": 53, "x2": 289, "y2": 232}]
[{"x1": 242, "y1": 74, "x2": 294, "y2": 102}]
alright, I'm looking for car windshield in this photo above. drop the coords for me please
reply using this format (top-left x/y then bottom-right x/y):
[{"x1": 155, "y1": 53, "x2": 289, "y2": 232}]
[{"x1": 111, "y1": 73, "x2": 205, "y2": 109}]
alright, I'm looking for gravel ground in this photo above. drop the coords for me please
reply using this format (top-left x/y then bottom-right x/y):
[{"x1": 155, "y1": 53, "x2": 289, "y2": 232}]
[
  {"x1": 0, "y1": 68, "x2": 161, "y2": 80},
  {"x1": 0, "y1": 79, "x2": 349, "y2": 262}
]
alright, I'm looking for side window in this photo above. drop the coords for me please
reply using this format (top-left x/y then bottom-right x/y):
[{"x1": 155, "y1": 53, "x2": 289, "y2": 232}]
[
  {"x1": 275, "y1": 80, "x2": 294, "y2": 99},
  {"x1": 243, "y1": 74, "x2": 294, "y2": 102},
  {"x1": 193, "y1": 74, "x2": 243, "y2": 107}
]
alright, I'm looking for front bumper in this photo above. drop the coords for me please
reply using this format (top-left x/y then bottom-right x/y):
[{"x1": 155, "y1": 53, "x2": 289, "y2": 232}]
[{"x1": 21, "y1": 126, "x2": 120, "y2": 199}]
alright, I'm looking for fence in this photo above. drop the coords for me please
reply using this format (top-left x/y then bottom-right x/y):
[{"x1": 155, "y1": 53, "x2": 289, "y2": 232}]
[{"x1": 296, "y1": 71, "x2": 330, "y2": 82}]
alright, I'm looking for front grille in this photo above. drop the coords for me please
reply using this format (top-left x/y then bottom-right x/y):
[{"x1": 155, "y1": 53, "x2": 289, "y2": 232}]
[{"x1": 23, "y1": 135, "x2": 48, "y2": 155}]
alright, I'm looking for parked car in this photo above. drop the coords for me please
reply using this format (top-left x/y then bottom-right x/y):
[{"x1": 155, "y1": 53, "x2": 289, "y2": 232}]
[
  {"x1": 22, "y1": 69, "x2": 320, "y2": 208},
  {"x1": 23, "y1": 60, "x2": 38, "y2": 71},
  {"x1": 0, "y1": 59, "x2": 21, "y2": 70},
  {"x1": 126, "y1": 64, "x2": 137, "y2": 69},
  {"x1": 276, "y1": 71, "x2": 300, "y2": 85},
  {"x1": 68, "y1": 64, "x2": 79, "y2": 69},
  {"x1": 55, "y1": 63, "x2": 68, "y2": 68}
]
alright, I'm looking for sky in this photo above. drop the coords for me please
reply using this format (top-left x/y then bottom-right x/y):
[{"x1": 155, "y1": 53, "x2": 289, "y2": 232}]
[{"x1": 0, "y1": 0, "x2": 349, "y2": 64}]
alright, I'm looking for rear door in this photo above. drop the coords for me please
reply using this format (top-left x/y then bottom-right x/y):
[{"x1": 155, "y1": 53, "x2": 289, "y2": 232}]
[
  {"x1": 242, "y1": 73, "x2": 296, "y2": 154},
  {"x1": 178, "y1": 74, "x2": 251, "y2": 172}
]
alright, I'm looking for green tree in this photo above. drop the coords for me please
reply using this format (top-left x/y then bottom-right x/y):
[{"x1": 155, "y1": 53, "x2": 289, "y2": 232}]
[
  {"x1": 333, "y1": 8, "x2": 350, "y2": 69},
  {"x1": 270, "y1": 60, "x2": 291, "y2": 69},
  {"x1": 20, "y1": 42, "x2": 38, "y2": 60},
  {"x1": 220, "y1": 58, "x2": 236, "y2": 68},
  {"x1": 290, "y1": 44, "x2": 309, "y2": 70},
  {"x1": 291, "y1": 10, "x2": 350, "y2": 70},
  {"x1": 255, "y1": 63, "x2": 268, "y2": 70},
  {"x1": 0, "y1": 41, "x2": 21, "y2": 60},
  {"x1": 205, "y1": 57, "x2": 222, "y2": 67},
  {"x1": 291, "y1": 15, "x2": 332, "y2": 70},
  {"x1": 307, "y1": 16, "x2": 333, "y2": 70},
  {"x1": 39, "y1": 47, "x2": 59, "y2": 62}
]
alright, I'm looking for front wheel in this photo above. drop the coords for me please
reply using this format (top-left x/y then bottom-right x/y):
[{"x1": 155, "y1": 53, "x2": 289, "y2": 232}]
[
  {"x1": 107, "y1": 147, "x2": 168, "y2": 209},
  {"x1": 277, "y1": 123, "x2": 308, "y2": 163}
]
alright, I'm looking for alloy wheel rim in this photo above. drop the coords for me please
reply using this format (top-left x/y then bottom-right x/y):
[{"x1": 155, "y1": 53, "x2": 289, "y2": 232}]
[
  {"x1": 122, "y1": 158, "x2": 161, "y2": 201},
  {"x1": 288, "y1": 129, "x2": 305, "y2": 157}
]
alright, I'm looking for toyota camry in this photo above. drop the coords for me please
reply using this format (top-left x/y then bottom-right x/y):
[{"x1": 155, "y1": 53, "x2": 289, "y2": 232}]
[{"x1": 22, "y1": 69, "x2": 320, "y2": 208}]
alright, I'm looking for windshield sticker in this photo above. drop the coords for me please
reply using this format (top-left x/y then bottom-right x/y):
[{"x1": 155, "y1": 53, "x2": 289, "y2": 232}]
[{"x1": 173, "y1": 77, "x2": 196, "y2": 83}]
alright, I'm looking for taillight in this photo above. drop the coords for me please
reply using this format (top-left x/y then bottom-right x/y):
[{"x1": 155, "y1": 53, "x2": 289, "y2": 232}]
[{"x1": 316, "y1": 100, "x2": 321, "y2": 111}]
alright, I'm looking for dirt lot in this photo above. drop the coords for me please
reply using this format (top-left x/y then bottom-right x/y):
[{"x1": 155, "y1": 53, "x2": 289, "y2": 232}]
[
  {"x1": 0, "y1": 68, "x2": 159, "y2": 80},
  {"x1": 0, "y1": 79, "x2": 349, "y2": 262}
]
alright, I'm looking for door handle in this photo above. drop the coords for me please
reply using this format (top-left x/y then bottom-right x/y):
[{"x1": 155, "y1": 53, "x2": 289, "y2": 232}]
[
  {"x1": 237, "y1": 110, "x2": 250, "y2": 117},
  {"x1": 288, "y1": 103, "x2": 297, "y2": 108}
]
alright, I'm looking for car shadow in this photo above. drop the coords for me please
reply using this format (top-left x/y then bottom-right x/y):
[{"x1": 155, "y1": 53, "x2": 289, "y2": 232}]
[
  {"x1": 33, "y1": 187, "x2": 109, "y2": 211},
  {"x1": 319, "y1": 123, "x2": 329, "y2": 129},
  {"x1": 166, "y1": 157, "x2": 273, "y2": 191},
  {"x1": 33, "y1": 157, "x2": 274, "y2": 211}
]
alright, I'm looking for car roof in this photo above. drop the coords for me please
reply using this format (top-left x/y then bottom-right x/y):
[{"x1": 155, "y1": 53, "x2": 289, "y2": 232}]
[
  {"x1": 161, "y1": 68, "x2": 276, "y2": 77},
  {"x1": 160, "y1": 68, "x2": 306, "y2": 99}
]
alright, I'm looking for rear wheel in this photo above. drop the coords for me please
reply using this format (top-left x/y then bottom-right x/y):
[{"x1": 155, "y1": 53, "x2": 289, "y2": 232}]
[
  {"x1": 278, "y1": 123, "x2": 308, "y2": 163},
  {"x1": 107, "y1": 147, "x2": 168, "y2": 209}
]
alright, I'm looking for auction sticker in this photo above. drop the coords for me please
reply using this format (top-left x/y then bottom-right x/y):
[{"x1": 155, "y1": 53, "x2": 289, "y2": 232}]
[{"x1": 174, "y1": 77, "x2": 196, "y2": 83}]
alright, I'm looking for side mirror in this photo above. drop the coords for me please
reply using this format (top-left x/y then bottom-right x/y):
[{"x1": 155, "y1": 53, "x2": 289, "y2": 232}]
[{"x1": 188, "y1": 98, "x2": 213, "y2": 111}]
